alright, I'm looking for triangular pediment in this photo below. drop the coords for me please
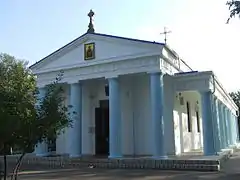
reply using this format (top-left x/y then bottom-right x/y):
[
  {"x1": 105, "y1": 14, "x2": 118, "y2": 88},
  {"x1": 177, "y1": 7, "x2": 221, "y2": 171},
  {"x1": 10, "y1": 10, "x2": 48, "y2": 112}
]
[{"x1": 30, "y1": 33, "x2": 164, "y2": 73}]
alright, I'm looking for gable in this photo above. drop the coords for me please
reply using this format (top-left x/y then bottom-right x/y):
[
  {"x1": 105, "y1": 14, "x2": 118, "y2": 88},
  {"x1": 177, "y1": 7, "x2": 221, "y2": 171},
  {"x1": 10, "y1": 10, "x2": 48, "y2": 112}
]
[{"x1": 30, "y1": 33, "x2": 164, "y2": 73}]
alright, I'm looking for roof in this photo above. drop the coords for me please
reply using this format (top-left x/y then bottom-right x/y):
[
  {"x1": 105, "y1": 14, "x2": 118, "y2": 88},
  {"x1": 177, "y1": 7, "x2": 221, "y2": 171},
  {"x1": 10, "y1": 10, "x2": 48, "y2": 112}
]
[{"x1": 29, "y1": 32, "x2": 165, "y2": 69}]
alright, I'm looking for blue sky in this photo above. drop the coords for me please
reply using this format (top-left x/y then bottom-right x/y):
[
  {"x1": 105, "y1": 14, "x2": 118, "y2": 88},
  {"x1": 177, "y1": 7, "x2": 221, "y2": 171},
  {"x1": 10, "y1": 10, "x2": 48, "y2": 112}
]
[{"x1": 0, "y1": 0, "x2": 239, "y2": 91}]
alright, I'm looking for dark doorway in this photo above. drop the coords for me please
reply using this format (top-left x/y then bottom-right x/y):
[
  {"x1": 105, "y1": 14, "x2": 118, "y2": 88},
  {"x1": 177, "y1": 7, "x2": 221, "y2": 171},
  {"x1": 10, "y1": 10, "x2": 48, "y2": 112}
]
[{"x1": 95, "y1": 100, "x2": 109, "y2": 156}]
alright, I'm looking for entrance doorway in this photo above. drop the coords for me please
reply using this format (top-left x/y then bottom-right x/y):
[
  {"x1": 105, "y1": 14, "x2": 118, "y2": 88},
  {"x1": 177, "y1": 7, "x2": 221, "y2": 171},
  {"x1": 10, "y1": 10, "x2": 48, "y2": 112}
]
[{"x1": 95, "y1": 100, "x2": 109, "y2": 156}]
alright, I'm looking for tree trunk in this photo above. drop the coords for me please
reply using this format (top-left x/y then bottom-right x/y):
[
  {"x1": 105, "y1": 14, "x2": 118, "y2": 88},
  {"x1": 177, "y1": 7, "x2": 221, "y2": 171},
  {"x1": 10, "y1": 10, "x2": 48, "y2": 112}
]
[
  {"x1": 3, "y1": 154, "x2": 7, "y2": 180},
  {"x1": 11, "y1": 153, "x2": 25, "y2": 180}
]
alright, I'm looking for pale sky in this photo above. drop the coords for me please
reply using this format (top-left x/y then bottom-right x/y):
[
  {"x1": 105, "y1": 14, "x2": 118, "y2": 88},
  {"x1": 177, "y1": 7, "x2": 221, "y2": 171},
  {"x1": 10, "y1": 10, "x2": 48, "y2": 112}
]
[{"x1": 0, "y1": 0, "x2": 239, "y2": 92}]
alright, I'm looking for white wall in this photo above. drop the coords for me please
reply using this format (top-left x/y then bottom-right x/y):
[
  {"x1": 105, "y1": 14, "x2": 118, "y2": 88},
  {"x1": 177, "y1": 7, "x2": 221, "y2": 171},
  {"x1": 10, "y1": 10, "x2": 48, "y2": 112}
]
[
  {"x1": 130, "y1": 74, "x2": 152, "y2": 155},
  {"x1": 173, "y1": 91, "x2": 203, "y2": 154},
  {"x1": 55, "y1": 73, "x2": 178, "y2": 156},
  {"x1": 55, "y1": 75, "x2": 204, "y2": 156},
  {"x1": 163, "y1": 75, "x2": 176, "y2": 155},
  {"x1": 35, "y1": 34, "x2": 162, "y2": 71}
]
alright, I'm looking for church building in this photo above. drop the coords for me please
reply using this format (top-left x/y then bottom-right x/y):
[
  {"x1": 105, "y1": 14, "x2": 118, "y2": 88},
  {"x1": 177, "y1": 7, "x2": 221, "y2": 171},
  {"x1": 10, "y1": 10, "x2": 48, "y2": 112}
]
[{"x1": 30, "y1": 10, "x2": 239, "y2": 159}]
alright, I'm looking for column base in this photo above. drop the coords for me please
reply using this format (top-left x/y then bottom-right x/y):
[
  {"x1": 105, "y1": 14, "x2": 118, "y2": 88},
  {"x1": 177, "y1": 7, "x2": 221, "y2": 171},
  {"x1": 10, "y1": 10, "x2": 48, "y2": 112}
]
[
  {"x1": 235, "y1": 142, "x2": 240, "y2": 148},
  {"x1": 36, "y1": 152, "x2": 50, "y2": 157},
  {"x1": 108, "y1": 155, "x2": 123, "y2": 159},
  {"x1": 69, "y1": 154, "x2": 82, "y2": 158},
  {"x1": 152, "y1": 156, "x2": 168, "y2": 160},
  {"x1": 203, "y1": 152, "x2": 217, "y2": 156}
]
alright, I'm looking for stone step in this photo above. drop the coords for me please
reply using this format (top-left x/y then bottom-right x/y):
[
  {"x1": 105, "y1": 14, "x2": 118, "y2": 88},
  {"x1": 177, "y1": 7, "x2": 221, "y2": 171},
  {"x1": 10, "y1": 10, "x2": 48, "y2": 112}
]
[
  {"x1": 10, "y1": 157, "x2": 221, "y2": 172},
  {"x1": 2, "y1": 149, "x2": 233, "y2": 172}
]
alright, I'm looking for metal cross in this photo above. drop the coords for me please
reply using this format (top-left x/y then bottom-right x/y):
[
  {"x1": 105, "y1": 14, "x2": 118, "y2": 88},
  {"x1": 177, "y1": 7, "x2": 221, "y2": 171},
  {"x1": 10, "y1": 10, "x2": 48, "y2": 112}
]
[
  {"x1": 160, "y1": 27, "x2": 172, "y2": 44},
  {"x1": 87, "y1": 9, "x2": 95, "y2": 33},
  {"x1": 88, "y1": 9, "x2": 95, "y2": 22}
]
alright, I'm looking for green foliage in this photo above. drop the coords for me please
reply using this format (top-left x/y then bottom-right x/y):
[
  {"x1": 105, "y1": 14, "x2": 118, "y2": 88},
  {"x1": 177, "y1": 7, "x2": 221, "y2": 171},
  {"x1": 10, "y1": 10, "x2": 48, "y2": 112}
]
[
  {"x1": 0, "y1": 53, "x2": 72, "y2": 179},
  {"x1": 35, "y1": 71, "x2": 73, "y2": 144},
  {"x1": 227, "y1": 0, "x2": 240, "y2": 23},
  {"x1": 229, "y1": 91, "x2": 240, "y2": 110},
  {"x1": 229, "y1": 91, "x2": 240, "y2": 139},
  {"x1": 0, "y1": 53, "x2": 37, "y2": 152}
]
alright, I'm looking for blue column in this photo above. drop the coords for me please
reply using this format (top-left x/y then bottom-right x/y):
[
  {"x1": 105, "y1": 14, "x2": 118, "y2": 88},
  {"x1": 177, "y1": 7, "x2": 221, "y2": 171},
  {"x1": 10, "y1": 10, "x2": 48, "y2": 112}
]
[
  {"x1": 108, "y1": 77, "x2": 122, "y2": 158},
  {"x1": 200, "y1": 91, "x2": 215, "y2": 155},
  {"x1": 235, "y1": 115, "x2": 240, "y2": 142},
  {"x1": 150, "y1": 72, "x2": 166, "y2": 158},
  {"x1": 217, "y1": 101, "x2": 224, "y2": 149},
  {"x1": 231, "y1": 113, "x2": 237, "y2": 145},
  {"x1": 223, "y1": 107, "x2": 230, "y2": 147},
  {"x1": 227, "y1": 110, "x2": 234, "y2": 145},
  {"x1": 213, "y1": 98, "x2": 221, "y2": 152},
  {"x1": 35, "y1": 87, "x2": 49, "y2": 156},
  {"x1": 219, "y1": 103, "x2": 227, "y2": 148},
  {"x1": 67, "y1": 82, "x2": 82, "y2": 157}
]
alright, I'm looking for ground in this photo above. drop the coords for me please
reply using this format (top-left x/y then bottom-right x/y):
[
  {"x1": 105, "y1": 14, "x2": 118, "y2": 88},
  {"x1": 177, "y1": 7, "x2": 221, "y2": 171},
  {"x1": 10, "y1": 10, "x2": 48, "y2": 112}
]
[{"x1": 7, "y1": 152, "x2": 240, "y2": 180}]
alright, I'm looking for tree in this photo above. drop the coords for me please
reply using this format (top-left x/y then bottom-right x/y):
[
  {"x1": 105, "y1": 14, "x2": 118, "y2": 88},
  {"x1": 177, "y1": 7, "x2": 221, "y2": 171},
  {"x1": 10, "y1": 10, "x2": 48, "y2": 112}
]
[
  {"x1": 0, "y1": 53, "x2": 73, "y2": 180},
  {"x1": 227, "y1": 0, "x2": 240, "y2": 23},
  {"x1": 229, "y1": 91, "x2": 240, "y2": 139}
]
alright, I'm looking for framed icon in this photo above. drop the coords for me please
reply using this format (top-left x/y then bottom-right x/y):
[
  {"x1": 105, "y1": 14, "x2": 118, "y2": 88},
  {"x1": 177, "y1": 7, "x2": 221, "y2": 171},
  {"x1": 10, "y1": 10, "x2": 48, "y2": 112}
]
[{"x1": 84, "y1": 43, "x2": 95, "y2": 60}]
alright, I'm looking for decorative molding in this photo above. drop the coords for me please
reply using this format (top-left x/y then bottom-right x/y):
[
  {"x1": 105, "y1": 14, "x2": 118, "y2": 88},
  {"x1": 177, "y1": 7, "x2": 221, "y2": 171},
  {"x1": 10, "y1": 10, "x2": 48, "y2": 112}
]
[
  {"x1": 210, "y1": 74, "x2": 238, "y2": 112},
  {"x1": 67, "y1": 79, "x2": 80, "y2": 84},
  {"x1": 174, "y1": 71, "x2": 238, "y2": 113},
  {"x1": 36, "y1": 56, "x2": 160, "y2": 87},
  {"x1": 174, "y1": 75, "x2": 210, "y2": 92},
  {"x1": 105, "y1": 75, "x2": 119, "y2": 79},
  {"x1": 33, "y1": 52, "x2": 161, "y2": 75},
  {"x1": 147, "y1": 70, "x2": 162, "y2": 74}
]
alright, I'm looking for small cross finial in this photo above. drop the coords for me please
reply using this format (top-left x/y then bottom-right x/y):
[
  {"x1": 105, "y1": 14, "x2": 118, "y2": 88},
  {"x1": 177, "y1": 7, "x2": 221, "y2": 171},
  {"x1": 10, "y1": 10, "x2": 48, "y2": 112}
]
[
  {"x1": 160, "y1": 27, "x2": 171, "y2": 44},
  {"x1": 88, "y1": 9, "x2": 94, "y2": 19},
  {"x1": 87, "y1": 9, "x2": 95, "y2": 33}
]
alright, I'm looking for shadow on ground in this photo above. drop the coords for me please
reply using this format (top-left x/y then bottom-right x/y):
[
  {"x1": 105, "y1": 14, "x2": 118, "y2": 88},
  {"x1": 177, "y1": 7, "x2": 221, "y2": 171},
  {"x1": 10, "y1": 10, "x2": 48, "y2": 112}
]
[
  {"x1": 17, "y1": 168, "x2": 240, "y2": 180},
  {"x1": 10, "y1": 152, "x2": 240, "y2": 180}
]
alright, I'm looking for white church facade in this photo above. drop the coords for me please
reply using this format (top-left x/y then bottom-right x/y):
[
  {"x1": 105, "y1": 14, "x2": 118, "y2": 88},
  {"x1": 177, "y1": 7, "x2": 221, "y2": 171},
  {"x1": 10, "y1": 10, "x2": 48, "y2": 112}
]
[{"x1": 30, "y1": 13, "x2": 239, "y2": 158}]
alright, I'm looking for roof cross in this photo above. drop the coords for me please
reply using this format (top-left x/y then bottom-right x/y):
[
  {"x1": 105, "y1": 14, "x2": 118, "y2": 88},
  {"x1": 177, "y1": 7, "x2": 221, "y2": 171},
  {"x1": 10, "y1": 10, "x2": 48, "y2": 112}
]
[
  {"x1": 160, "y1": 27, "x2": 171, "y2": 44},
  {"x1": 87, "y1": 9, "x2": 95, "y2": 33}
]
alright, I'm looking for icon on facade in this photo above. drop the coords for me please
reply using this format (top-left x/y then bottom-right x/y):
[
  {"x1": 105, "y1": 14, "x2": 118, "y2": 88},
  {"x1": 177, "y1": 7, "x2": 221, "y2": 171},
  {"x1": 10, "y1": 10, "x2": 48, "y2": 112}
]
[{"x1": 84, "y1": 42, "x2": 95, "y2": 60}]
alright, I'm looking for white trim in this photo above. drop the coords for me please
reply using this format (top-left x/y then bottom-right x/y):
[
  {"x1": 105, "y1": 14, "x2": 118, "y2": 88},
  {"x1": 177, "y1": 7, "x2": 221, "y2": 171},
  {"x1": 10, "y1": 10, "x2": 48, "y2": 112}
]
[
  {"x1": 31, "y1": 33, "x2": 163, "y2": 72},
  {"x1": 105, "y1": 75, "x2": 119, "y2": 79},
  {"x1": 33, "y1": 52, "x2": 161, "y2": 75},
  {"x1": 173, "y1": 71, "x2": 238, "y2": 114},
  {"x1": 211, "y1": 74, "x2": 238, "y2": 111},
  {"x1": 173, "y1": 71, "x2": 211, "y2": 92},
  {"x1": 36, "y1": 56, "x2": 160, "y2": 87},
  {"x1": 67, "y1": 79, "x2": 80, "y2": 84}
]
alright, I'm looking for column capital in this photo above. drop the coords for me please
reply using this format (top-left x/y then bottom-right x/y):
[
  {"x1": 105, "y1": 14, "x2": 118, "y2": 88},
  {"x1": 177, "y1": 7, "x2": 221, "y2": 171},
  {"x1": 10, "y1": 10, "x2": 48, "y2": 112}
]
[
  {"x1": 105, "y1": 74, "x2": 119, "y2": 79},
  {"x1": 37, "y1": 83, "x2": 47, "y2": 89},
  {"x1": 67, "y1": 79, "x2": 80, "y2": 85},
  {"x1": 37, "y1": 86, "x2": 46, "y2": 90},
  {"x1": 199, "y1": 89, "x2": 213, "y2": 94},
  {"x1": 147, "y1": 70, "x2": 163, "y2": 75}
]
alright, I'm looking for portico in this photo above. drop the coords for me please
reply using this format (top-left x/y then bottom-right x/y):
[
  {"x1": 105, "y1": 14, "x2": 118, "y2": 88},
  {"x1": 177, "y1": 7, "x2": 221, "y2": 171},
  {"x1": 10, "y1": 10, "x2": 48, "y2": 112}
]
[
  {"x1": 35, "y1": 71, "x2": 170, "y2": 158},
  {"x1": 30, "y1": 11, "x2": 239, "y2": 159}
]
